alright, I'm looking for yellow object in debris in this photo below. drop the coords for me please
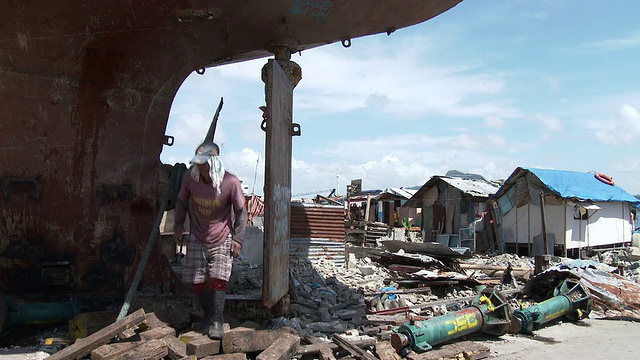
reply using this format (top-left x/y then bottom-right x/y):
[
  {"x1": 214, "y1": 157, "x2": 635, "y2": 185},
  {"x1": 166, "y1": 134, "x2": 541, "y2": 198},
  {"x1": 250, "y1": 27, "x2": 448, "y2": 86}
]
[
  {"x1": 44, "y1": 338, "x2": 54, "y2": 345},
  {"x1": 577, "y1": 309, "x2": 583, "y2": 318},
  {"x1": 478, "y1": 295, "x2": 495, "y2": 312}
]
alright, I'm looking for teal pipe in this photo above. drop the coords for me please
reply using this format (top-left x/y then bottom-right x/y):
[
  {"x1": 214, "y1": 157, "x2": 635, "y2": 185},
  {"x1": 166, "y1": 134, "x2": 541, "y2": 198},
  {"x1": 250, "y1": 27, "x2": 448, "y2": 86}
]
[
  {"x1": 0, "y1": 292, "x2": 80, "y2": 332},
  {"x1": 509, "y1": 278, "x2": 591, "y2": 334},
  {"x1": 391, "y1": 289, "x2": 512, "y2": 355}
]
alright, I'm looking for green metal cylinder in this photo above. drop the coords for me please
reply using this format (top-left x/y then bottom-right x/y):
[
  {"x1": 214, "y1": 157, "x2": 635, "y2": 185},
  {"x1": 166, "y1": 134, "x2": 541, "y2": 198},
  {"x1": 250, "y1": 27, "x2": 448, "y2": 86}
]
[
  {"x1": 0, "y1": 292, "x2": 80, "y2": 332},
  {"x1": 391, "y1": 289, "x2": 512, "y2": 355},
  {"x1": 510, "y1": 278, "x2": 591, "y2": 334},
  {"x1": 392, "y1": 306, "x2": 484, "y2": 353}
]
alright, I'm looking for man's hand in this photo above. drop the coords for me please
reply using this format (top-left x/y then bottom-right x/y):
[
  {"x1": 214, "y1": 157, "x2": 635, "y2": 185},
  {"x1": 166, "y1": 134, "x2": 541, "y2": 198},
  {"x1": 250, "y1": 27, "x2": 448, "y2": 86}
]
[{"x1": 231, "y1": 240, "x2": 242, "y2": 258}]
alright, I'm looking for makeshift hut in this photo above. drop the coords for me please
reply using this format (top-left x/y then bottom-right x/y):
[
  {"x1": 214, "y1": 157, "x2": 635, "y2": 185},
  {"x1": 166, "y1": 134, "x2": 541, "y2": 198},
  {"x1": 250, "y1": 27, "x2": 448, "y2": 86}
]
[{"x1": 493, "y1": 167, "x2": 640, "y2": 257}]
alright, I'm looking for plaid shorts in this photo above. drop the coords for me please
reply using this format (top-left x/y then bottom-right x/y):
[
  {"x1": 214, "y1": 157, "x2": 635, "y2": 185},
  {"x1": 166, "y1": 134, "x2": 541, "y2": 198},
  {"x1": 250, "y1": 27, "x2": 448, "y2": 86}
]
[{"x1": 182, "y1": 233, "x2": 233, "y2": 285}]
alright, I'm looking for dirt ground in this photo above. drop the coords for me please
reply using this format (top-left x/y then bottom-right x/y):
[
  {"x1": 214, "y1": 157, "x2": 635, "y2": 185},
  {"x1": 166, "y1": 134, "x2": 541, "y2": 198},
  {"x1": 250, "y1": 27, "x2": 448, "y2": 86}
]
[{"x1": 474, "y1": 318, "x2": 640, "y2": 359}]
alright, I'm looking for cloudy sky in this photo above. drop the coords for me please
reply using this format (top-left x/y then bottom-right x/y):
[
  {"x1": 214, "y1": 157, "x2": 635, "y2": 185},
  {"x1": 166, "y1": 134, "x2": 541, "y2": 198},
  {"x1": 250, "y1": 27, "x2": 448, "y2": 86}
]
[{"x1": 161, "y1": 0, "x2": 640, "y2": 198}]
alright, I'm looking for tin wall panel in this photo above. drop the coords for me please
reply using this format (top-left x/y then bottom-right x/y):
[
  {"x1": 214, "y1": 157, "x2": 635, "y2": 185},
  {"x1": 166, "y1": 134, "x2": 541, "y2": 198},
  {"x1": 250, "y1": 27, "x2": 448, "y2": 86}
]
[{"x1": 290, "y1": 203, "x2": 345, "y2": 242}]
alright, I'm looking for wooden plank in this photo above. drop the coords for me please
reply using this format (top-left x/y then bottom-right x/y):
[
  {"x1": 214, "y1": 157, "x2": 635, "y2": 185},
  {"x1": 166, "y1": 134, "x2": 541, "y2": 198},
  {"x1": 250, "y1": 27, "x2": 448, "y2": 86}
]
[
  {"x1": 118, "y1": 327, "x2": 138, "y2": 340},
  {"x1": 179, "y1": 330, "x2": 206, "y2": 343},
  {"x1": 319, "y1": 347, "x2": 337, "y2": 360},
  {"x1": 92, "y1": 341, "x2": 140, "y2": 360},
  {"x1": 222, "y1": 328, "x2": 291, "y2": 354},
  {"x1": 296, "y1": 336, "x2": 376, "y2": 356},
  {"x1": 119, "y1": 338, "x2": 167, "y2": 360},
  {"x1": 186, "y1": 337, "x2": 221, "y2": 358},
  {"x1": 256, "y1": 332, "x2": 299, "y2": 360},
  {"x1": 332, "y1": 334, "x2": 377, "y2": 360},
  {"x1": 405, "y1": 341, "x2": 490, "y2": 360},
  {"x1": 263, "y1": 59, "x2": 294, "y2": 308},
  {"x1": 200, "y1": 354, "x2": 247, "y2": 360},
  {"x1": 92, "y1": 324, "x2": 177, "y2": 360},
  {"x1": 374, "y1": 341, "x2": 401, "y2": 360},
  {"x1": 140, "y1": 326, "x2": 175, "y2": 341},
  {"x1": 144, "y1": 312, "x2": 170, "y2": 329},
  {"x1": 48, "y1": 308, "x2": 146, "y2": 360},
  {"x1": 161, "y1": 335, "x2": 187, "y2": 360}
]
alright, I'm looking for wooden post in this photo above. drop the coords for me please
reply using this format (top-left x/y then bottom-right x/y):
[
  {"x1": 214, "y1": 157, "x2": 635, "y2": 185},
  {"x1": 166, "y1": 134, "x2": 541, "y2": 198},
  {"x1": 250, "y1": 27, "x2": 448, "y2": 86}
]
[
  {"x1": 262, "y1": 59, "x2": 294, "y2": 309},
  {"x1": 540, "y1": 192, "x2": 548, "y2": 255},
  {"x1": 534, "y1": 254, "x2": 551, "y2": 275}
]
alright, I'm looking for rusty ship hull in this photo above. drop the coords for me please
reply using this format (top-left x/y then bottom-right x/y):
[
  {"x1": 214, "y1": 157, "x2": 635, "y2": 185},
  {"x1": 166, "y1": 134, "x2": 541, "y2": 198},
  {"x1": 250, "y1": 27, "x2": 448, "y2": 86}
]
[{"x1": 0, "y1": 1, "x2": 461, "y2": 299}]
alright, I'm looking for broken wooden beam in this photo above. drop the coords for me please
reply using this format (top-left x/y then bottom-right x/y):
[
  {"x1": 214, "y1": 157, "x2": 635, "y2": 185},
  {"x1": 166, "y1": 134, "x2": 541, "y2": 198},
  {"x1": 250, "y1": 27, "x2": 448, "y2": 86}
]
[
  {"x1": 186, "y1": 336, "x2": 221, "y2": 358},
  {"x1": 200, "y1": 353, "x2": 247, "y2": 359},
  {"x1": 222, "y1": 328, "x2": 295, "y2": 354},
  {"x1": 47, "y1": 308, "x2": 146, "y2": 360},
  {"x1": 405, "y1": 341, "x2": 489, "y2": 360},
  {"x1": 375, "y1": 341, "x2": 401, "y2": 360},
  {"x1": 91, "y1": 325, "x2": 176, "y2": 360},
  {"x1": 296, "y1": 336, "x2": 377, "y2": 356},
  {"x1": 256, "y1": 332, "x2": 299, "y2": 360},
  {"x1": 119, "y1": 338, "x2": 168, "y2": 360},
  {"x1": 161, "y1": 334, "x2": 187, "y2": 359},
  {"x1": 332, "y1": 334, "x2": 377, "y2": 360},
  {"x1": 319, "y1": 347, "x2": 337, "y2": 360}
]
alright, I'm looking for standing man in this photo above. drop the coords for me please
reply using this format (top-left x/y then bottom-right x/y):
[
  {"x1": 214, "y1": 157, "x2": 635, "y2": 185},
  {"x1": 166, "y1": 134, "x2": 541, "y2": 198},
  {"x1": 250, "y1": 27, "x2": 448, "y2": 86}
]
[{"x1": 173, "y1": 141, "x2": 247, "y2": 339}]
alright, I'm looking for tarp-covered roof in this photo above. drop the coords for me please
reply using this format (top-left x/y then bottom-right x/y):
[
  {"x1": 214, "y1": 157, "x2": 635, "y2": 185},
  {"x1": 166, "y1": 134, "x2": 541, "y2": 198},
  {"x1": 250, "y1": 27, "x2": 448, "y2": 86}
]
[{"x1": 498, "y1": 167, "x2": 640, "y2": 204}]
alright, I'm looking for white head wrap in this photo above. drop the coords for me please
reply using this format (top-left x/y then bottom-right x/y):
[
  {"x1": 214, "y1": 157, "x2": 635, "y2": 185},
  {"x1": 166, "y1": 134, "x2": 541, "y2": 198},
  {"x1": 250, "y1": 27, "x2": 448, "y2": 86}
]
[{"x1": 190, "y1": 155, "x2": 226, "y2": 195}]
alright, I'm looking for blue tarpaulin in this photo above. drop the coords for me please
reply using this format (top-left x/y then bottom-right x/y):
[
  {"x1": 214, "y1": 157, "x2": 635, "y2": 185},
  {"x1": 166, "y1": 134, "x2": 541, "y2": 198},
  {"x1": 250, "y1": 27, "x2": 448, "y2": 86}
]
[{"x1": 523, "y1": 167, "x2": 640, "y2": 204}]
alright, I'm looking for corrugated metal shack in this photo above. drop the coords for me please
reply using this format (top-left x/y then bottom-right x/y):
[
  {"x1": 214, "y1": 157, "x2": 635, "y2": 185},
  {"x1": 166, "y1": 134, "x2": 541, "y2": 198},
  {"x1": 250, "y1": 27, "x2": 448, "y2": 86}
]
[{"x1": 406, "y1": 175, "x2": 500, "y2": 253}]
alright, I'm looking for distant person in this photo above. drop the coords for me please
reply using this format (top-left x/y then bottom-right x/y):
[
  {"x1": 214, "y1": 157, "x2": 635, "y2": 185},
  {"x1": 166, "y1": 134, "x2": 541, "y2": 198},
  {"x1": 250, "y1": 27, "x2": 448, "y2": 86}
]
[{"x1": 173, "y1": 142, "x2": 247, "y2": 339}]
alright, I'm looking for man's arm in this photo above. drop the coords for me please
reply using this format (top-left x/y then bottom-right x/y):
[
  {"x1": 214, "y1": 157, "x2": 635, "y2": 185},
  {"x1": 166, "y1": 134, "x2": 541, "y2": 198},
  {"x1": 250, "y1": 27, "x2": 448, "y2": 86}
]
[{"x1": 232, "y1": 206, "x2": 248, "y2": 245}]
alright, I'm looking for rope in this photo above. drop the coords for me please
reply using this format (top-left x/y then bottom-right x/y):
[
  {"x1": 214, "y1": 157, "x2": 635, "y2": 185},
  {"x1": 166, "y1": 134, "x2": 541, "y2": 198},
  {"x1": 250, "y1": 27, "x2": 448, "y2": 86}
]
[{"x1": 117, "y1": 163, "x2": 186, "y2": 320}]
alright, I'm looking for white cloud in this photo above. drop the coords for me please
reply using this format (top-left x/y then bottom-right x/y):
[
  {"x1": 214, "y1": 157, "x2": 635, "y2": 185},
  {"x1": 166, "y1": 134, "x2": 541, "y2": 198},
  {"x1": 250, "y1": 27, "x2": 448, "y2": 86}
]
[
  {"x1": 585, "y1": 31, "x2": 640, "y2": 51},
  {"x1": 484, "y1": 115, "x2": 507, "y2": 128},
  {"x1": 594, "y1": 103, "x2": 640, "y2": 146},
  {"x1": 485, "y1": 133, "x2": 508, "y2": 148},
  {"x1": 596, "y1": 104, "x2": 640, "y2": 145},
  {"x1": 545, "y1": 76, "x2": 561, "y2": 92},
  {"x1": 535, "y1": 114, "x2": 562, "y2": 132},
  {"x1": 620, "y1": 104, "x2": 640, "y2": 132},
  {"x1": 293, "y1": 40, "x2": 518, "y2": 119}
]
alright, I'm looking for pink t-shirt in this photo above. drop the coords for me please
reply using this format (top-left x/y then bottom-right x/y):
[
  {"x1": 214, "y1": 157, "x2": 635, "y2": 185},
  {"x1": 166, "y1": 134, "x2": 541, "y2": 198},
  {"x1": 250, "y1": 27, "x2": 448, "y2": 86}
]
[{"x1": 177, "y1": 171, "x2": 245, "y2": 247}]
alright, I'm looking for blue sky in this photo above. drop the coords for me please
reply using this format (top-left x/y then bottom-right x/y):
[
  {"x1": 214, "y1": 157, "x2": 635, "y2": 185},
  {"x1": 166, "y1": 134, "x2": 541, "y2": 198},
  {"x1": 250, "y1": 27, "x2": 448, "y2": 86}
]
[{"x1": 161, "y1": 0, "x2": 640, "y2": 197}]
